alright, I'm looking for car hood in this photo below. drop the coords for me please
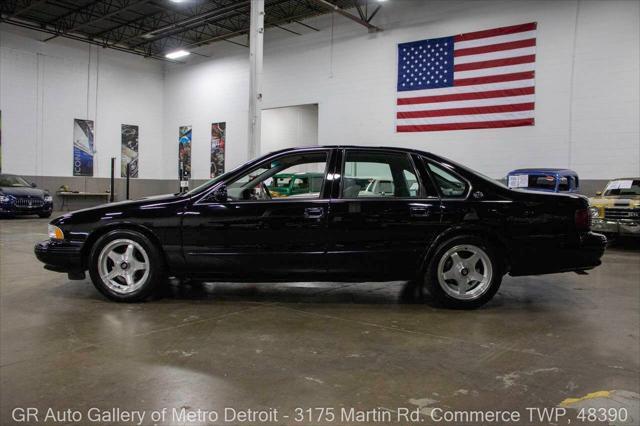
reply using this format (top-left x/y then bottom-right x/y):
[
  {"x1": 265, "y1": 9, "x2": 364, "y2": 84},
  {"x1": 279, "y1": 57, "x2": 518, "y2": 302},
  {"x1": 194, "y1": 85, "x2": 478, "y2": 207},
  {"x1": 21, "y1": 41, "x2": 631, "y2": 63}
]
[
  {"x1": 589, "y1": 196, "x2": 640, "y2": 209},
  {"x1": 0, "y1": 186, "x2": 46, "y2": 197},
  {"x1": 53, "y1": 193, "x2": 186, "y2": 223}
]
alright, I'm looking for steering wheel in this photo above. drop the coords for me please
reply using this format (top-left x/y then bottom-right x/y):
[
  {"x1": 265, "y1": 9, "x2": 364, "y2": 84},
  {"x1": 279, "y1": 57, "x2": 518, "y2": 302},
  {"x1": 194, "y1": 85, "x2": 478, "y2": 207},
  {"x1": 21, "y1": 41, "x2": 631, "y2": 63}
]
[{"x1": 260, "y1": 182, "x2": 272, "y2": 200}]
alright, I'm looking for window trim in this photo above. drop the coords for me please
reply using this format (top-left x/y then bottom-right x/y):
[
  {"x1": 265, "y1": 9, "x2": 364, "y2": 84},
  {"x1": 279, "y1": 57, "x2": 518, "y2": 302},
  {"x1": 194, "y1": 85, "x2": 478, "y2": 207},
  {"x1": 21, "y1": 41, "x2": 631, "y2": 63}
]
[
  {"x1": 337, "y1": 149, "x2": 429, "y2": 201},
  {"x1": 422, "y1": 157, "x2": 472, "y2": 200},
  {"x1": 195, "y1": 149, "x2": 333, "y2": 205}
]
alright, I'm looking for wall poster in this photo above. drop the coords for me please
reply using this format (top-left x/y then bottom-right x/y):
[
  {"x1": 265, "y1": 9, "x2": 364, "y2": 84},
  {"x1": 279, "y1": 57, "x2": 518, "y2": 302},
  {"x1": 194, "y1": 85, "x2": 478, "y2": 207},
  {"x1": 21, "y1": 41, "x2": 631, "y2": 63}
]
[
  {"x1": 178, "y1": 125, "x2": 192, "y2": 179},
  {"x1": 73, "y1": 119, "x2": 94, "y2": 176},
  {"x1": 210, "y1": 122, "x2": 226, "y2": 178},
  {"x1": 121, "y1": 124, "x2": 139, "y2": 178}
]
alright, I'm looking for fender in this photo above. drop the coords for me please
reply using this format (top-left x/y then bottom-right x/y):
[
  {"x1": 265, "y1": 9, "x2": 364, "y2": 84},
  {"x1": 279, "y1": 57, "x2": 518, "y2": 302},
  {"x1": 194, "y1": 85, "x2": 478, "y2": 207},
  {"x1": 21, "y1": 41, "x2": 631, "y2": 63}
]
[
  {"x1": 418, "y1": 223, "x2": 512, "y2": 274},
  {"x1": 80, "y1": 221, "x2": 172, "y2": 269}
]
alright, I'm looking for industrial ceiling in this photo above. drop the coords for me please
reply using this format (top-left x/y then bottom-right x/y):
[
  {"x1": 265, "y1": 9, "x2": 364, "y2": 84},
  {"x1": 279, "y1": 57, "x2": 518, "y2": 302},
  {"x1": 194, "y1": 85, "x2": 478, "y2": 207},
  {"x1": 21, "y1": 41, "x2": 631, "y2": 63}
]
[{"x1": 0, "y1": 0, "x2": 383, "y2": 61}]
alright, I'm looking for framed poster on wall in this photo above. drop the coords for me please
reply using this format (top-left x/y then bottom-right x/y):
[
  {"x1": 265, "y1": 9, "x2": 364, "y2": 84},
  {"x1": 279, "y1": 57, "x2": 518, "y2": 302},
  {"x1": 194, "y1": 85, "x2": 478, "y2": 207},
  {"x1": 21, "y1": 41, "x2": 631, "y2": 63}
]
[
  {"x1": 178, "y1": 125, "x2": 192, "y2": 179},
  {"x1": 121, "y1": 124, "x2": 139, "y2": 178},
  {"x1": 211, "y1": 122, "x2": 225, "y2": 178},
  {"x1": 73, "y1": 119, "x2": 94, "y2": 176}
]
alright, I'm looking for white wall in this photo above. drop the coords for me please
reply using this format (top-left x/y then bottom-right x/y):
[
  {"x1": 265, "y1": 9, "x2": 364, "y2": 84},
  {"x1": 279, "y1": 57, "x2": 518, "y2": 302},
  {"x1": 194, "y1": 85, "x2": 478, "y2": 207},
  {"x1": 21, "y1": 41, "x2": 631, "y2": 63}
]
[
  {"x1": 0, "y1": 26, "x2": 165, "y2": 178},
  {"x1": 261, "y1": 104, "x2": 318, "y2": 155},
  {"x1": 1, "y1": 1, "x2": 638, "y2": 181},
  {"x1": 164, "y1": 0, "x2": 639, "y2": 180}
]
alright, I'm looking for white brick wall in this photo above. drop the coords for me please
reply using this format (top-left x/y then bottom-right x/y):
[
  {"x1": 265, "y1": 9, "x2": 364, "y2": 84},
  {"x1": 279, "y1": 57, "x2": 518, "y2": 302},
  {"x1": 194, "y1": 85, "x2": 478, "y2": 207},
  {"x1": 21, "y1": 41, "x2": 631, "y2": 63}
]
[
  {"x1": 1, "y1": 1, "x2": 638, "y2": 181},
  {"x1": 0, "y1": 26, "x2": 165, "y2": 178},
  {"x1": 164, "y1": 0, "x2": 639, "y2": 180}
]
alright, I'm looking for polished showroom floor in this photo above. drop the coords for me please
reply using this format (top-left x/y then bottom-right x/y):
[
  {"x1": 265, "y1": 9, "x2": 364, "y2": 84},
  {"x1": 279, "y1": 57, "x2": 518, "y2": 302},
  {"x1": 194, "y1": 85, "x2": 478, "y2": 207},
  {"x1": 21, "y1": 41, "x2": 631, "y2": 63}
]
[{"x1": 1, "y1": 215, "x2": 639, "y2": 425}]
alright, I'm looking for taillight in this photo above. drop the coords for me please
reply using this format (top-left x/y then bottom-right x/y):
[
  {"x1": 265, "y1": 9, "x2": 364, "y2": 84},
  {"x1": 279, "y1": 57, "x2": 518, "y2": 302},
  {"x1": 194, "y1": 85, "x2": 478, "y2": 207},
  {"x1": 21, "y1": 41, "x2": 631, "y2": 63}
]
[{"x1": 575, "y1": 208, "x2": 591, "y2": 231}]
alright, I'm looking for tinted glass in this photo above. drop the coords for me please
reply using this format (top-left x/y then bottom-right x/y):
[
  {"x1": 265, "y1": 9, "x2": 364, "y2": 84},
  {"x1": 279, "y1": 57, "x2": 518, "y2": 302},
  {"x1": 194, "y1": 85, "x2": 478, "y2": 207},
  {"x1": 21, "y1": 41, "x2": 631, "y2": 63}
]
[
  {"x1": 227, "y1": 152, "x2": 328, "y2": 201},
  {"x1": 426, "y1": 162, "x2": 467, "y2": 197},
  {"x1": 557, "y1": 176, "x2": 570, "y2": 191},
  {"x1": 529, "y1": 175, "x2": 556, "y2": 190},
  {"x1": 342, "y1": 151, "x2": 420, "y2": 198},
  {"x1": 0, "y1": 175, "x2": 31, "y2": 187},
  {"x1": 603, "y1": 179, "x2": 640, "y2": 196}
]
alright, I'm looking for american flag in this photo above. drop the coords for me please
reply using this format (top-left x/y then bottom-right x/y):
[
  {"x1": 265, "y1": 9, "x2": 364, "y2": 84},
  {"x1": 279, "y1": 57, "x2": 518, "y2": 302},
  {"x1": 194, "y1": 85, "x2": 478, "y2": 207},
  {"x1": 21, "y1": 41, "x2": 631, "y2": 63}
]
[{"x1": 396, "y1": 22, "x2": 537, "y2": 132}]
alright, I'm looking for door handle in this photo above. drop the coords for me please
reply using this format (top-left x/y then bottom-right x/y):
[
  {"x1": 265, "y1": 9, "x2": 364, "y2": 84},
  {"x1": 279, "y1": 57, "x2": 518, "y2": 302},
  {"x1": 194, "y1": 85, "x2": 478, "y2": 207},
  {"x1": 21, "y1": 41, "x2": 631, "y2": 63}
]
[
  {"x1": 304, "y1": 207, "x2": 324, "y2": 219},
  {"x1": 410, "y1": 206, "x2": 430, "y2": 217}
]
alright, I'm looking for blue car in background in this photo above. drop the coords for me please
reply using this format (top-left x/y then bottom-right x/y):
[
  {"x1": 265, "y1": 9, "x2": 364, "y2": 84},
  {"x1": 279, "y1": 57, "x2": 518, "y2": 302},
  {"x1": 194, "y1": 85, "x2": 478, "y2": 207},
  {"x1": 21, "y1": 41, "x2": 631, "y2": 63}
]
[{"x1": 507, "y1": 168, "x2": 580, "y2": 193}]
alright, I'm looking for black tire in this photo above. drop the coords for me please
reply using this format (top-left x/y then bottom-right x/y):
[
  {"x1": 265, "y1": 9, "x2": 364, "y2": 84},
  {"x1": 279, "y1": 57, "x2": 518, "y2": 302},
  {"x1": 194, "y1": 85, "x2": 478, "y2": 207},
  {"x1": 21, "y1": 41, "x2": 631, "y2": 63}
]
[
  {"x1": 38, "y1": 212, "x2": 52, "y2": 219},
  {"x1": 423, "y1": 235, "x2": 502, "y2": 309},
  {"x1": 88, "y1": 229, "x2": 166, "y2": 302}
]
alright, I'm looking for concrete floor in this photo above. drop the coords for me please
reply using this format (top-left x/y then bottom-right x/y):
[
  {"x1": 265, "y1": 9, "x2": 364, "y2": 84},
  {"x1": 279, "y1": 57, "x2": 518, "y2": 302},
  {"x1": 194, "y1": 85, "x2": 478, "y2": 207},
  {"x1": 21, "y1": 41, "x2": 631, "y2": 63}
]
[{"x1": 1, "y1": 215, "x2": 639, "y2": 425}]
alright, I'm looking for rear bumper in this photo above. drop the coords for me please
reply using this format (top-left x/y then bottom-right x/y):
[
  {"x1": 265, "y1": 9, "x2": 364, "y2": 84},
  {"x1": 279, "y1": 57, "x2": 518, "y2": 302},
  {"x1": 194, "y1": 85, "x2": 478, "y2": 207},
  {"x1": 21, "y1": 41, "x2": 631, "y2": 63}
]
[
  {"x1": 34, "y1": 240, "x2": 84, "y2": 273},
  {"x1": 509, "y1": 232, "x2": 607, "y2": 276},
  {"x1": 592, "y1": 219, "x2": 640, "y2": 236}
]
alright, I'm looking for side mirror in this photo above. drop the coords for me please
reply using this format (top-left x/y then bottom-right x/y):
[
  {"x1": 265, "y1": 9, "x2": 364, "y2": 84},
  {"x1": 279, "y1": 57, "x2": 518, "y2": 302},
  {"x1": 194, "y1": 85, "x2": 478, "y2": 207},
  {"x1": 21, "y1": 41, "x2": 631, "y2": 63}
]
[
  {"x1": 209, "y1": 185, "x2": 228, "y2": 203},
  {"x1": 31, "y1": 182, "x2": 37, "y2": 188},
  {"x1": 596, "y1": 191, "x2": 602, "y2": 196}
]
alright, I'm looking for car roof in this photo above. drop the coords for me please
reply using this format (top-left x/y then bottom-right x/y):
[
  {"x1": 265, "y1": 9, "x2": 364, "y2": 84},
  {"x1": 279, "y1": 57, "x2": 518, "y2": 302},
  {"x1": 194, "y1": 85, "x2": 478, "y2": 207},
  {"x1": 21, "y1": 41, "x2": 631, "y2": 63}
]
[
  {"x1": 508, "y1": 168, "x2": 578, "y2": 175},
  {"x1": 609, "y1": 177, "x2": 640, "y2": 180},
  {"x1": 271, "y1": 145, "x2": 433, "y2": 156}
]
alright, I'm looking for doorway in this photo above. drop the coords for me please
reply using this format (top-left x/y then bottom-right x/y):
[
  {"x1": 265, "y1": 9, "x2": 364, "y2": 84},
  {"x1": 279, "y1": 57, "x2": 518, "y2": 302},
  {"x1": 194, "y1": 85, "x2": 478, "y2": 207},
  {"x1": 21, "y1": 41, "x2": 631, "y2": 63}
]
[{"x1": 260, "y1": 104, "x2": 319, "y2": 155}]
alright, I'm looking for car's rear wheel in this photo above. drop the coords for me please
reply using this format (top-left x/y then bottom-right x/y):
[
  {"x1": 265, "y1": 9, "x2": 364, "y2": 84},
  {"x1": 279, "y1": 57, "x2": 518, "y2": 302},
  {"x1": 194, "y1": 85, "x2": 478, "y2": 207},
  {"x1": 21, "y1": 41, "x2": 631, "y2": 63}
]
[
  {"x1": 424, "y1": 235, "x2": 502, "y2": 309},
  {"x1": 88, "y1": 230, "x2": 166, "y2": 302}
]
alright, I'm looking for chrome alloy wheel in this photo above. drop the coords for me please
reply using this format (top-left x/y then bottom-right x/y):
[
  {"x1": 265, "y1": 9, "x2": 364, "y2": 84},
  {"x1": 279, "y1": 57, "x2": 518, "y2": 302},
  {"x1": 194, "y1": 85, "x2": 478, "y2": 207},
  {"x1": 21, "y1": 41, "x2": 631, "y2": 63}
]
[
  {"x1": 437, "y1": 244, "x2": 493, "y2": 300},
  {"x1": 97, "y1": 239, "x2": 150, "y2": 294}
]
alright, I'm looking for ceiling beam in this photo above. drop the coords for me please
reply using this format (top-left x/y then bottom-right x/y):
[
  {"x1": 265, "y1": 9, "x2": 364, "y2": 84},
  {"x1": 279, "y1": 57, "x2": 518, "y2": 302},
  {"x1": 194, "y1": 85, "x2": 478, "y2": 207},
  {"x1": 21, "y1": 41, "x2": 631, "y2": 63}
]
[
  {"x1": 45, "y1": 0, "x2": 152, "y2": 41},
  {"x1": 4, "y1": 0, "x2": 48, "y2": 19},
  {"x1": 127, "y1": 1, "x2": 251, "y2": 49},
  {"x1": 309, "y1": 0, "x2": 382, "y2": 32},
  {"x1": 0, "y1": 16, "x2": 177, "y2": 61}
]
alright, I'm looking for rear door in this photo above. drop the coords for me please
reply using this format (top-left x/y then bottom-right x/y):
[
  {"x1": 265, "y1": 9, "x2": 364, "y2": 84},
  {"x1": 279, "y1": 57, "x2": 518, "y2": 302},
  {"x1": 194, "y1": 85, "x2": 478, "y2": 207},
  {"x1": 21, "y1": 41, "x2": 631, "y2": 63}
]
[{"x1": 326, "y1": 149, "x2": 442, "y2": 279}]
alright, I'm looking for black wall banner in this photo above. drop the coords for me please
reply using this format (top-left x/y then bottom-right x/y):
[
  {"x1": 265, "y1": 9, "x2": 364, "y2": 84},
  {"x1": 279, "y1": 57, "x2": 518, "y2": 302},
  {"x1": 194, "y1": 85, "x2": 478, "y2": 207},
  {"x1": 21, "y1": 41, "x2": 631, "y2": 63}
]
[
  {"x1": 121, "y1": 124, "x2": 139, "y2": 178},
  {"x1": 211, "y1": 122, "x2": 226, "y2": 178},
  {"x1": 73, "y1": 119, "x2": 94, "y2": 176}
]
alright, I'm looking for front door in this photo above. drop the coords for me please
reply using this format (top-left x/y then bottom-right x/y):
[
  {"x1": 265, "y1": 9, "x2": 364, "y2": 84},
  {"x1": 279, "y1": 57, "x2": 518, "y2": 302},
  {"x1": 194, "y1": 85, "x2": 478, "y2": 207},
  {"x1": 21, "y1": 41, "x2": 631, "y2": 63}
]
[
  {"x1": 181, "y1": 149, "x2": 333, "y2": 278},
  {"x1": 326, "y1": 149, "x2": 442, "y2": 279}
]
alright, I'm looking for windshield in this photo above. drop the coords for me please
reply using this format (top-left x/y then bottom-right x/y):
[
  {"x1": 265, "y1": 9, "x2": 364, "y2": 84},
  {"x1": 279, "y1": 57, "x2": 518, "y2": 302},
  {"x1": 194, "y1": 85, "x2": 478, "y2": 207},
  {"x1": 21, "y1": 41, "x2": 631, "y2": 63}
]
[
  {"x1": 0, "y1": 175, "x2": 31, "y2": 187},
  {"x1": 184, "y1": 172, "x2": 230, "y2": 196},
  {"x1": 603, "y1": 179, "x2": 640, "y2": 196}
]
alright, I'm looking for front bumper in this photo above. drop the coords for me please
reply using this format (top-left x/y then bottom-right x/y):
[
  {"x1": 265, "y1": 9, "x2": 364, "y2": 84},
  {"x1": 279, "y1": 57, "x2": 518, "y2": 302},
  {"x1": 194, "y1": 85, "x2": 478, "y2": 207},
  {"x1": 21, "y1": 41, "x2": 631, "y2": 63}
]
[
  {"x1": 592, "y1": 219, "x2": 640, "y2": 236},
  {"x1": 1, "y1": 203, "x2": 53, "y2": 215},
  {"x1": 34, "y1": 239, "x2": 84, "y2": 273}
]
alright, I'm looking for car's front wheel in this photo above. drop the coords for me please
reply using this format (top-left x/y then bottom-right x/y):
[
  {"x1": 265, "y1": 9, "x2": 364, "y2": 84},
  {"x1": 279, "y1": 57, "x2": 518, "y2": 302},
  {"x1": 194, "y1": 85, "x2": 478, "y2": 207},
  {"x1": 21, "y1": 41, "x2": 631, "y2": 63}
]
[
  {"x1": 88, "y1": 230, "x2": 166, "y2": 302},
  {"x1": 424, "y1": 235, "x2": 502, "y2": 309}
]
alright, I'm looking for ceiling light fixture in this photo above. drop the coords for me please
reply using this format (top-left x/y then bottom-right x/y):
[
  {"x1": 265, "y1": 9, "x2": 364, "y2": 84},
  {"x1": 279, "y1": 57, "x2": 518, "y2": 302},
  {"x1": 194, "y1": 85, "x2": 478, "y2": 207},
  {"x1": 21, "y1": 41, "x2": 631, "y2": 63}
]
[{"x1": 165, "y1": 50, "x2": 190, "y2": 59}]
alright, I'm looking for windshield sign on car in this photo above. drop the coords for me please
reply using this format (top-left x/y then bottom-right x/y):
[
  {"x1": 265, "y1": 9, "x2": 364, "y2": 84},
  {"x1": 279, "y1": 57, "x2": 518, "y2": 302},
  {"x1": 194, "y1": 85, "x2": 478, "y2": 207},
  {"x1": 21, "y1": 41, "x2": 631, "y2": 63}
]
[{"x1": 508, "y1": 174, "x2": 529, "y2": 188}]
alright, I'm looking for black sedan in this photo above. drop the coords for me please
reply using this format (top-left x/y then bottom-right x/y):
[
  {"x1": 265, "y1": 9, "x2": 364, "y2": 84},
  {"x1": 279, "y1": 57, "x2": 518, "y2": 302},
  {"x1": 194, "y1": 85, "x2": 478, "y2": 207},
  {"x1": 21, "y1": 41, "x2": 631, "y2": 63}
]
[
  {"x1": 1, "y1": 174, "x2": 53, "y2": 218},
  {"x1": 34, "y1": 147, "x2": 606, "y2": 308}
]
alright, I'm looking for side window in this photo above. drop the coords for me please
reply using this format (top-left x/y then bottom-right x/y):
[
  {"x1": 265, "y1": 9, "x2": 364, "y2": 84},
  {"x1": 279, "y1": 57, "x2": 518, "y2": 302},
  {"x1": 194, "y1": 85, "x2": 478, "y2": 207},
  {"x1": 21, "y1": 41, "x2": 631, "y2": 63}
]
[
  {"x1": 226, "y1": 152, "x2": 328, "y2": 201},
  {"x1": 426, "y1": 162, "x2": 468, "y2": 198},
  {"x1": 342, "y1": 151, "x2": 420, "y2": 198},
  {"x1": 558, "y1": 176, "x2": 570, "y2": 192}
]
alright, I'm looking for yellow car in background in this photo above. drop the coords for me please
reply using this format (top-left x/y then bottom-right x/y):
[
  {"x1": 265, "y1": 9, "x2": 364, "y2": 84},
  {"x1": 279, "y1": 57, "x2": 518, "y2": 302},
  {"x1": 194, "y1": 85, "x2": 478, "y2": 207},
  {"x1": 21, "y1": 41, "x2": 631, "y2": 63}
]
[{"x1": 589, "y1": 178, "x2": 640, "y2": 237}]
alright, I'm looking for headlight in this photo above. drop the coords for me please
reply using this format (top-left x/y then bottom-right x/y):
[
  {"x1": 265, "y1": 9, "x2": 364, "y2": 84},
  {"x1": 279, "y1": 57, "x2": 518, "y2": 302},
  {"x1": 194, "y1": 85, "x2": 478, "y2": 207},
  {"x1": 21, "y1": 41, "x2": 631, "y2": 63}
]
[
  {"x1": 0, "y1": 195, "x2": 11, "y2": 203},
  {"x1": 44, "y1": 195, "x2": 53, "y2": 202},
  {"x1": 48, "y1": 224, "x2": 64, "y2": 240},
  {"x1": 590, "y1": 206, "x2": 601, "y2": 219}
]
